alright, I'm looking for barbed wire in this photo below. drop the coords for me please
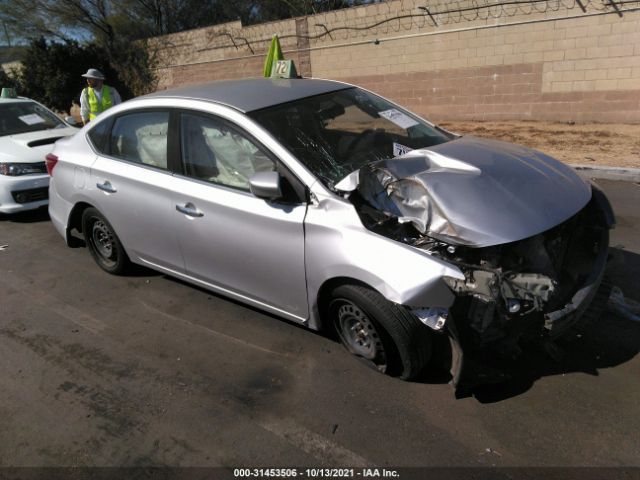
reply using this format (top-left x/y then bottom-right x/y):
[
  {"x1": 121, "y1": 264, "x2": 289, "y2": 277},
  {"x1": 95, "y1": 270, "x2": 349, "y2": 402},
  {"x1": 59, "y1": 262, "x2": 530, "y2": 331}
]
[{"x1": 156, "y1": 0, "x2": 640, "y2": 59}]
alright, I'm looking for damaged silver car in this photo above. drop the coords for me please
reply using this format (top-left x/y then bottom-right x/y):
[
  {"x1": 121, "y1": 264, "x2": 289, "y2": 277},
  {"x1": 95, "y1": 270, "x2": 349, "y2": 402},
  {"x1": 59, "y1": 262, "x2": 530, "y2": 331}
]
[{"x1": 48, "y1": 78, "x2": 613, "y2": 393}]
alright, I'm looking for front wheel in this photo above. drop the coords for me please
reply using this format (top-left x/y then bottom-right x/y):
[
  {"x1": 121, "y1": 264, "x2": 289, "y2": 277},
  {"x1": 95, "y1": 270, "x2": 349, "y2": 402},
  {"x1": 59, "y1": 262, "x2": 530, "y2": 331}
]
[
  {"x1": 329, "y1": 284, "x2": 431, "y2": 380},
  {"x1": 81, "y1": 207, "x2": 130, "y2": 275}
]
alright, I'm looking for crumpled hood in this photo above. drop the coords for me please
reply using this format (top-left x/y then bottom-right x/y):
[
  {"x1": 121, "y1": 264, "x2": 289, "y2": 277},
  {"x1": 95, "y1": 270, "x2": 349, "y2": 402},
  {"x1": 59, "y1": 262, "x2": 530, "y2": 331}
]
[
  {"x1": 347, "y1": 136, "x2": 592, "y2": 247},
  {"x1": 0, "y1": 127, "x2": 78, "y2": 163}
]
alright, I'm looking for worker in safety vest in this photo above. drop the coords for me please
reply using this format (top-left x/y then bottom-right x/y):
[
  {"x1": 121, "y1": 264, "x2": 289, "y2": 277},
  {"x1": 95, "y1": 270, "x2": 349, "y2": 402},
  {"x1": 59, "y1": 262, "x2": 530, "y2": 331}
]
[{"x1": 79, "y1": 68, "x2": 121, "y2": 126}]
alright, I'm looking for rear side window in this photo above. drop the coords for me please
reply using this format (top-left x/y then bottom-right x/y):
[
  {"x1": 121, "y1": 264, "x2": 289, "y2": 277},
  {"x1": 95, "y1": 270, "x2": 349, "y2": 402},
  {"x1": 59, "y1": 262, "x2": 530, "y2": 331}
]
[
  {"x1": 87, "y1": 119, "x2": 111, "y2": 153},
  {"x1": 109, "y1": 111, "x2": 169, "y2": 170}
]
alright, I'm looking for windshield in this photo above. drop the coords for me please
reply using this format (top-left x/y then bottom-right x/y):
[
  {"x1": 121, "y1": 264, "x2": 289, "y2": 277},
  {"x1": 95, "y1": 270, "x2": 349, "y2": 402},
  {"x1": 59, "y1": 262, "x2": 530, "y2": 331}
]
[
  {"x1": 249, "y1": 87, "x2": 454, "y2": 189},
  {"x1": 0, "y1": 101, "x2": 66, "y2": 136}
]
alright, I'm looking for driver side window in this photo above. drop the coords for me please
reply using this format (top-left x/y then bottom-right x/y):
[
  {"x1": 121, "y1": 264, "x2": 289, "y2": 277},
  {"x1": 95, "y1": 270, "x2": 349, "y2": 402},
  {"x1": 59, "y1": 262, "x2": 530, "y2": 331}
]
[{"x1": 180, "y1": 113, "x2": 275, "y2": 191}]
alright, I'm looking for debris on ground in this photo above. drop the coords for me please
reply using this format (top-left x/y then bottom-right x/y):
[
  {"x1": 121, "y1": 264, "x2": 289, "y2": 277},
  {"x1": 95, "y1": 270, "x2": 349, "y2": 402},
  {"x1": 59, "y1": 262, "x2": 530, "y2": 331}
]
[
  {"x1": 607, "y1": 286, "x2": 640, "y2": 322},
  {"x1": 0, "y1": 244, "x2": 8, "y2": 251},
  {"x1": 482, "y1": 447, "x2": 502, "y2": 457}
]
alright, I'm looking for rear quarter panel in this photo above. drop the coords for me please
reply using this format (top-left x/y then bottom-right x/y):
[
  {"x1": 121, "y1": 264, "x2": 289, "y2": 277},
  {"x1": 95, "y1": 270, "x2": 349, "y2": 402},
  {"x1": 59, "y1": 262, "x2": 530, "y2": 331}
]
[{"x1": 48, "y1": 133, "x2": 97, "y2": 240}]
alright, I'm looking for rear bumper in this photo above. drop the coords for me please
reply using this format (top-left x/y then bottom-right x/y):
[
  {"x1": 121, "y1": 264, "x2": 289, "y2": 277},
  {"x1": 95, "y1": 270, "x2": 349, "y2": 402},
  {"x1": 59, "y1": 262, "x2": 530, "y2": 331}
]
[{"x1": 47, "y1": 177, "x2": 74, "y2": 244}]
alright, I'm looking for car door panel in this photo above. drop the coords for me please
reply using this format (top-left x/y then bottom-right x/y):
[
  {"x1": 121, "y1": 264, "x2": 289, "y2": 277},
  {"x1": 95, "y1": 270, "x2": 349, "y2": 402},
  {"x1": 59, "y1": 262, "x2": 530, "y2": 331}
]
[
  {"x1": 174, "y1": 111, "x2": 308, "y2": 319},
  {"x1": 172, "y1": 176, "x2": 308, "y2": 319},
  {"x1": 90, "y1": 158, "x2": 184, "y2": 271},
  {"x1": 87, "y1": 109, "x2": 184, "y2": 272}
]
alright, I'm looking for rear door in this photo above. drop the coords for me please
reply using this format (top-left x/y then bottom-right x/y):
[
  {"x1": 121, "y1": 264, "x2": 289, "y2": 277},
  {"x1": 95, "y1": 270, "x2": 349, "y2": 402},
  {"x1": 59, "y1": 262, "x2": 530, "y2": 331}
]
[
  {"x1": 172, "y1": 111, "x2": 309, "y2": 320},
  {"x1": 89, "y1": 109, "x2": 185, "y2": 272}
]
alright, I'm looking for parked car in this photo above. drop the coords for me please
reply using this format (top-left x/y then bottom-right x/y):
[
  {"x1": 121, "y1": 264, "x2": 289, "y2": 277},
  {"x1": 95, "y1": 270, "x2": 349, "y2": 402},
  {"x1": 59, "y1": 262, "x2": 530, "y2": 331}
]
[
  {"x1": 0, "y1": 94, "x2": 78, "y2": 214},
  {"x1": 48, "y1": 78, "x2": 613, "y2": 392}
]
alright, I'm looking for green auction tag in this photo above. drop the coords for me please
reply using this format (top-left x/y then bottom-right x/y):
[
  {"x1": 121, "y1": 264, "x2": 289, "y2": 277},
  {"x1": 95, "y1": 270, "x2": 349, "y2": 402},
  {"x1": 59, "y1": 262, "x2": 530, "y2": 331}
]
[{"x1": 271, "y1": 60, "x2": 298, "y2": 78}]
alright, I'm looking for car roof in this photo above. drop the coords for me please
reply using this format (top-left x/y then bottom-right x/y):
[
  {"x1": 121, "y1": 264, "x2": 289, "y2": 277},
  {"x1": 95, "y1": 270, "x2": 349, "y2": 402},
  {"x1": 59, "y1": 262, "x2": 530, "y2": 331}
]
[{"x1": 143, "y1": 78, "x2": 352, "y2": 113}]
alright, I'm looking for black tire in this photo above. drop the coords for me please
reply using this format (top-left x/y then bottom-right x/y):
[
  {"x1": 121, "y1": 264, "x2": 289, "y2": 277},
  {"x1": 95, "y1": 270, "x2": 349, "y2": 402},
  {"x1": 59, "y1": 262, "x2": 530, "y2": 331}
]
[
  {"x1": 81, "y1": 207, "x2": 130, "y2": 275},
  {"x1": 329, "y1": 284, "x2": 431, "y2": 380}
]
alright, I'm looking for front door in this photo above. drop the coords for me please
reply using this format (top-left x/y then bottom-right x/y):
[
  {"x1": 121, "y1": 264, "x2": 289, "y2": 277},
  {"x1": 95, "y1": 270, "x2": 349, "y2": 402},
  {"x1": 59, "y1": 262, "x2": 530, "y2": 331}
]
[{"x1": 172, "y1": 111, "x2": 308, "y2": 320}]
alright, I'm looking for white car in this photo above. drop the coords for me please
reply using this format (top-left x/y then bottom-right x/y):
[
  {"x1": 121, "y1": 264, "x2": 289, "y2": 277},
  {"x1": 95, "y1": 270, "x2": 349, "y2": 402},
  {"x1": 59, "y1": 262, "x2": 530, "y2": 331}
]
[{"x1": 0, "y1": 95, "x2": 78, "y2": 214}]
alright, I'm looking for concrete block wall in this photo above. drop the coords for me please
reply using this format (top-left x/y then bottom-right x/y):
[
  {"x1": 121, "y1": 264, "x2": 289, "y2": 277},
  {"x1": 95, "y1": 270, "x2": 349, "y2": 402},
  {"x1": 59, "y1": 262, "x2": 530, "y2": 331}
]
[
  {"x1": 151, "y1": 0, "x2": 640, "y2": 123},
  {"x1": 151, "y1": 18, "x2": 303, "y2": 88}
]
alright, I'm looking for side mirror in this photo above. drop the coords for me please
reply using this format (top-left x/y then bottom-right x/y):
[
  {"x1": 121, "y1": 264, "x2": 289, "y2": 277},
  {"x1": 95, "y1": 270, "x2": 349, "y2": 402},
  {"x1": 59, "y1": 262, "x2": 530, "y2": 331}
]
[
  {"x1": 249, "y1": 171, "x2": 282, "y2": 200},
  {"x1": 65, "y1": 116, "x2": 78, "y2": 126}
]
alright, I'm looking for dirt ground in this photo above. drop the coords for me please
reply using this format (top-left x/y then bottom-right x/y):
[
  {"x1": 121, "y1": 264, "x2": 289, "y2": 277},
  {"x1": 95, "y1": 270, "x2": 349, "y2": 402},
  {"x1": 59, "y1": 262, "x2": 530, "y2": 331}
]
[{"x1": 439, "y1": 121, "x2": 640, "y2": 169}]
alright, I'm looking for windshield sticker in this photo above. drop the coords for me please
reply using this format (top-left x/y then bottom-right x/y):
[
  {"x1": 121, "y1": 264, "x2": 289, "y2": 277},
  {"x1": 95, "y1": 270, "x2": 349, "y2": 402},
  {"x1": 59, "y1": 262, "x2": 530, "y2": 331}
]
[
  {"x1": 18, "y1": 114, "x2": 46, "y2": 125},
  {"x1": 393, "y1": 142, "x2": 413, "y2": 157},
  {"x1": 378, "y1": 109, "x2": 419, "y2": 129}
]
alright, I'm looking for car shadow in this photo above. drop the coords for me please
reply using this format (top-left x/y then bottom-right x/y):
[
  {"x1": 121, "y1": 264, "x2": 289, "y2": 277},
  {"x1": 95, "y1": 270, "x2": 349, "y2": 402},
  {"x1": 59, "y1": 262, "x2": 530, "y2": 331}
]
[
  {"x1": 123, "y1": 264, "x2": 164, "y2": 277},
  {"x1": 468, "y1": 310, "x2": 640, "y2": 403},
  {"x1": 143, "y1": 248, "x2": 640, "y2": 401},
  {"x1": 607, "y1": 246, "x2": 640, "y2": 303},
  {"x1": 465, "y1": 247, "x2": 640, "y2": 403},
  {"x1": 0, "y1": 207, "x2": 50, "y2": 223}
]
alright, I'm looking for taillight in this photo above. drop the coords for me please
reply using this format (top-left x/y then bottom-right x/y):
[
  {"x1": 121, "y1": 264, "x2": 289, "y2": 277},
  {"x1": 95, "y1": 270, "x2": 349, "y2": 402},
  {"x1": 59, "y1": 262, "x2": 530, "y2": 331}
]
[{"x1": 45, "y1": 153, "x2": 58, "y2": 176}]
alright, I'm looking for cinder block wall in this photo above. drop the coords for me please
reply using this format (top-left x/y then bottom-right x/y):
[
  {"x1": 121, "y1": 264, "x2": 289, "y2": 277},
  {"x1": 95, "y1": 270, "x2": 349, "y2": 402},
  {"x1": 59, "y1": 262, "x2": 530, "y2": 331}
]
[{"x1": 151, "y1": 0, "x2": 640, "y2": 123}]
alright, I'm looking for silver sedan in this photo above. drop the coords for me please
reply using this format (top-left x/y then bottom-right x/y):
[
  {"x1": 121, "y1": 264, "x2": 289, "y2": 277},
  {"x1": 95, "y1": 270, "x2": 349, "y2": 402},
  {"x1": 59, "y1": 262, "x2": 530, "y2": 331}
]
[{"x1": 48, "y1": 78, "x2": 613, "y2": 393}]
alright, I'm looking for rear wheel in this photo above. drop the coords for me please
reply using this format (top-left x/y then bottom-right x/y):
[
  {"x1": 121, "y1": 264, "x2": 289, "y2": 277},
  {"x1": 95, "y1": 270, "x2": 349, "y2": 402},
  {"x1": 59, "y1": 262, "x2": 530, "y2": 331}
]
[
  {"x1": 329, "y1": 284, "x2": 431, "y2": 380},
  {"x1": 82, "y1": 207, "x2": 130, "y2": 274}
]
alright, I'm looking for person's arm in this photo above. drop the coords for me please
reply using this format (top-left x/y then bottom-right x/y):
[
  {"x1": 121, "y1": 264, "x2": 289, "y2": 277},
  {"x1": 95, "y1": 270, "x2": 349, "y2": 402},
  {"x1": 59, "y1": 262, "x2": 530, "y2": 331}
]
[
  {"x1": 79, "y1": 88, "x2": 89, "y2": 126},
  {"x1": 111, "y1": 87, "x2": 122, "y2": 105}
]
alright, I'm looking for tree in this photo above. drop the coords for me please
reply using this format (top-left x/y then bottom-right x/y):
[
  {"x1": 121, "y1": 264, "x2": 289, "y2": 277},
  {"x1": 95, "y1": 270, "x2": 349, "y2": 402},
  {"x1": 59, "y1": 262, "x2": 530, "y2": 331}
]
[
  {"x1": 0, "y1": 0, "x2": 115, "y2": 46},
  {"x1": 0, "y1": 66, "x2": 17, "y2": 90},
  {"x1": 0, "y1": 0, "x2": 382, "y2": 107},
  {"x1": 14, "y1": 38, "x2": 131, "y2": 112},
  {"x1": 0, "y1": 0, "x2": 385, "y2": 42},
  {"x1": 0, "y1": 0, "x2": 240, "y2": 43}
]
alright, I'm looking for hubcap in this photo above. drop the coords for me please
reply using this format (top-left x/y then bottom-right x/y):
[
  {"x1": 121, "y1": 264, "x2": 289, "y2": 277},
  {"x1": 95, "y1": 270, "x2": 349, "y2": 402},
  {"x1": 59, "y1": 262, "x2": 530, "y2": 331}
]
[
  {"x1": 92, "y1": 219, "x2": 113, "y2": 259},
  {"x1": 335, "y1": 301, "x2": 384, "y2": 364}
]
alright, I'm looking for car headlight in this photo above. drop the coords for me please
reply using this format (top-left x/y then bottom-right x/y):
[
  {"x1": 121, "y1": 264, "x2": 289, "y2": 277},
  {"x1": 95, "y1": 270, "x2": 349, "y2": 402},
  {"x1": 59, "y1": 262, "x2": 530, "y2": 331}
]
[{"x1": 0, "y1": 163, "x2": 46, "y2": 176}]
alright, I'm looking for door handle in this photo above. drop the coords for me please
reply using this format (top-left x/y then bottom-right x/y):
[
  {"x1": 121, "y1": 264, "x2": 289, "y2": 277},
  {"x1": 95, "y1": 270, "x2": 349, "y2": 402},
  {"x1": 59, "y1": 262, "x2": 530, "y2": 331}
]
[
  {"x1": 96, "y1": 181, "x2": 117, "y2": 193},
  {"x1": 176, "y1": 203, "x2": 204, "y2": 217}
]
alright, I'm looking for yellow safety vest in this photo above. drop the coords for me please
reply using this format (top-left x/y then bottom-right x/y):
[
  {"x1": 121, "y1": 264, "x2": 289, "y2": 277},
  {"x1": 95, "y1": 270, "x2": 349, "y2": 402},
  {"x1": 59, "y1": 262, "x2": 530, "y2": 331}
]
[{"x1": 85, "y1": 86, "x2": 112, "y2": 120}]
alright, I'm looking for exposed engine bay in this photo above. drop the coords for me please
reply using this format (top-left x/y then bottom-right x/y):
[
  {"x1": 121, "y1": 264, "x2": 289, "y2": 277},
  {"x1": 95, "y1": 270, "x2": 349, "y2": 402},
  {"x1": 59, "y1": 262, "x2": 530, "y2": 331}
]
[{"x1": 348, "y1": 163, "x2": 614, "y2": 393}]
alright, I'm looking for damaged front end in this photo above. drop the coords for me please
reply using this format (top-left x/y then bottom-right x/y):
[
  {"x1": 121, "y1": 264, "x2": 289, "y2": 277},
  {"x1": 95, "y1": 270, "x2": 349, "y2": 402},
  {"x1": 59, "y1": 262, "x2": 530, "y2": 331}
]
[
  {"x1": 434, "y1": 194, "x2": 611, "y2": 394},
  {"x1": 342, "y1": 141, "x2": 614, "y2": 394}
]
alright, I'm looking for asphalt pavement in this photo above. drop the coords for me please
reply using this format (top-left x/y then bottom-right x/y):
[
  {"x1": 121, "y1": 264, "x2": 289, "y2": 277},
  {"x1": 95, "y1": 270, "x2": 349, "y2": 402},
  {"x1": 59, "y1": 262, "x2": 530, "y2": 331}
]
[{"x1": 0, "y1": 179, "x2": 638, "y2": 472}]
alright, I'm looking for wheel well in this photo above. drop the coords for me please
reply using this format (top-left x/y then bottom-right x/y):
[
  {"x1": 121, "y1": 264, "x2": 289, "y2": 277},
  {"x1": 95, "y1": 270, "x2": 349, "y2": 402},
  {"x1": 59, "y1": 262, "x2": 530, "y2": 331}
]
[
  {"x1": 66, "y1": 202, "x2": 93, "y2": 247},
  {"x1": 316, "y1": 277, "x2": 378, "y2": 332},
  {"x1": 318, "y1": 280, "x2": 433, "y2": 380}
]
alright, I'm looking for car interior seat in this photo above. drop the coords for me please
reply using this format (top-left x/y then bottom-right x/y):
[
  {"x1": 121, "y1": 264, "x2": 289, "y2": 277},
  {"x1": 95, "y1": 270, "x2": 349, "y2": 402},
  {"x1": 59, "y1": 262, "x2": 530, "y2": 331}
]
[{"x1": 136, "y1": 122, "x2": 168, "y2": 169}]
